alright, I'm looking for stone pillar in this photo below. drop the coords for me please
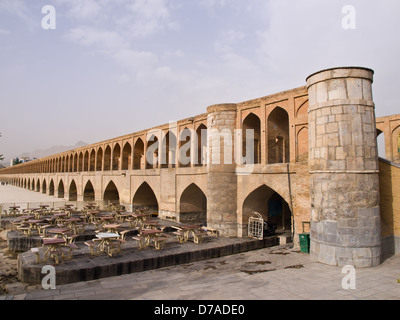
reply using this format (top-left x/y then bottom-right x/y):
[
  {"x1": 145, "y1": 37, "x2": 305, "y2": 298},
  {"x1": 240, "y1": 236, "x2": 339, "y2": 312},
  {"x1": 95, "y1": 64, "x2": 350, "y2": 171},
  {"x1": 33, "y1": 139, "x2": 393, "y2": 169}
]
[
  {"x1": 307, "y1": 67, "x2": 381, "y2": 267},
  {"x1": 207, "y1": 104, "x2": 238, "y2": 237}
]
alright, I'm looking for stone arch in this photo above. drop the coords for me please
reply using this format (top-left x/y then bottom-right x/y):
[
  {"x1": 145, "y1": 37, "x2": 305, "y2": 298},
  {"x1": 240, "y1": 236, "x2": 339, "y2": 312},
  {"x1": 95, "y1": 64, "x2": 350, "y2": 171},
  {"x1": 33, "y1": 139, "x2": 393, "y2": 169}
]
[
  {"x1": 243, "y1": 113, "x2": 261, "y2": 164},
  {"x1": 146, "y1": 135, "x2": 159, "y2": 169},
  {"x1": 84, "y1": 150, "x2": 89, "y2": 171},
  {"x1": 57, "y1": 180, "x2": 65, "y2": 198},
  {"x1": 112, "y1": 143, "x2": 121, "y2": 170},
  {"x1": 161, "y1": 131, "x2": 177, "y2": 168},
  {"x1": 36, "y1": 179, "x2": 40, "y2": 192},
  {"x1": 49, "y1": 179, "x2": 55, "y2": 196},
  {"x1": 90, "y1": 149, "x2": 96, "y2": 171},
  {"x1": 267, "y1": 107, "x2": 290, "y2": 164},
  {"x1": 133, "y1": 138, "x2": 145, "y2": 170},
  {"x1": 73, "y1": 153, "x2": 78, "y2": 172},
  {"x1": 132, "y1": 182, "x2": 159, "y2": 212},
  {"x1": 179, "y1": 183, "x2": 207, "y2": 224},
  {"x1": 96, "y1": 147, "x2": 103, "y2": 171},
  {"x1": 31, "y1": 178, "x2": 35, "y2": 191},
  {"x1": 104, "y1": 145, "x2": 111, "y2": 171},
  {"x1": 69, "y1": 180, "x2": 77, "y2": 201},
  {"x1": 42, "y1": 179, "x2": 47, "y2": 194},
  {"x1": 121, "y1": 142, "x2": 132, "y2": 170},
  {"x1": 242, "y1": 184, "x2": 291, "y2": 231},
  {"x1": 78, "y1": 152, "x2": 83, "y2": 172},
  {"x1": 103, "y1": 181, "x2": 120, "y2": 203},
  {"x1": 195, "y1": 124, "x2": 207, "y2": 166},
  {"x1": 179, "y1": 127, "x2": 192, "y2": 167},
  {"x1": 83, "y1": 180, "x2": 95, "y2": 202}
]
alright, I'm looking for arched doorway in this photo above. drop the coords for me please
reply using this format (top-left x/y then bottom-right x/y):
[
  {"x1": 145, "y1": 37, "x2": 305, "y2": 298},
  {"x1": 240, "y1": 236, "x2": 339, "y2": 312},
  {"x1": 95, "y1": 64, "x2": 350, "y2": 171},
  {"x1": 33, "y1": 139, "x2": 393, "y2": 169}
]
[
  {"x1": 42, "y1": 179, "x2": 47, "y2": 194},
  {"x1": 132, "y1": 182, "x2": 158, "y2": 213},
  {"x1": 121, "y1": 142, "x2": 132, "y2": 170},
  {"x1": 57, "y1": 180, "x2": 65, "y2": 198},
  {"x1": 83, "y1": 180, "x2": 95, "y2": 202},
  {"x1": 69, "y1": 180, "x2": 78, "y2": 201},
  {"x1": 242, "y1": 185, "x2": 291, "y2": 234},
  {"x1": 133, "y1": 138, "x2": 144, "y2": 170},
  {"x1": 179, "y1": 183, "x2": 207, "y2": 224},
  {"x1": 268, "y1": 107, "x2": 290, "y2": 164},
  {"x1": 242, "y1": 113, "x2": 261, "y2": 164},
  {"x1": 49, "y1": 179, "x2": 54, "y2": 196},
  {"x1": 104, "y1": 181, "x2": 119, "y2": 203}
]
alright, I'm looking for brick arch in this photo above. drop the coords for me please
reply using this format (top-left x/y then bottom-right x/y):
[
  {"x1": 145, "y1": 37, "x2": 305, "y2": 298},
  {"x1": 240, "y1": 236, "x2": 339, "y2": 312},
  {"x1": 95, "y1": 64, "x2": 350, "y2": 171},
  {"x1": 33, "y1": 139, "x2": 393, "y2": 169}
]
[
  {"x1": 178, "y1": 183, "x2": 207, "y2": 215},
  {"x1": 241, "y1": 184, "x2": 292, "y2": 230}
]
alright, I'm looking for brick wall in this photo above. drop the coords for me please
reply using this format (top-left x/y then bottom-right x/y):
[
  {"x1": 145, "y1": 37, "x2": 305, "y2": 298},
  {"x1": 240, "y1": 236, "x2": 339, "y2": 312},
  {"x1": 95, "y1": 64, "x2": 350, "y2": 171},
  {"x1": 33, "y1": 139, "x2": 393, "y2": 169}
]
[{"x1": 379, "y1": 159, "x2": 400, "y2": 237}]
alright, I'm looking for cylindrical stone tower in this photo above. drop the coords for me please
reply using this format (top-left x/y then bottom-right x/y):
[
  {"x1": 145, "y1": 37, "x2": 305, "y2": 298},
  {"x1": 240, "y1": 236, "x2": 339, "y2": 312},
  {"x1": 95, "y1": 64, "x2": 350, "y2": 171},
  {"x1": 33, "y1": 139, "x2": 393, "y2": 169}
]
[
  {"x1": 306, "y1": 67, "x2": 381, "y2": 267},
  {"x1": 207, "y1": 103, "x2": 238, "y2": 237}
]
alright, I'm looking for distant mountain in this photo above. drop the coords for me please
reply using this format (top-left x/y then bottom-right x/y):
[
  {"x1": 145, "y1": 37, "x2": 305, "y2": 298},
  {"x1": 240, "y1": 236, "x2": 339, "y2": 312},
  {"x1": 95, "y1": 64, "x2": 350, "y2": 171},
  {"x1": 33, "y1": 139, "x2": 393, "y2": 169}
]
[{"x1": 19, "y1": 141, "x2": 88, "y2": 159}]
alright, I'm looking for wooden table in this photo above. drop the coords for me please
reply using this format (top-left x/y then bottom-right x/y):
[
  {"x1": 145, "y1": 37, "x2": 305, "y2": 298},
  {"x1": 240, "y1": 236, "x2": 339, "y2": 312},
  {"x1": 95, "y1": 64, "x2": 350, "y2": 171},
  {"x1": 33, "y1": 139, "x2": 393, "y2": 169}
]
[
  {"x1": 47, "y1": 228, "x2": 71, "y2": 238},
  {"x1": 179, "y1": 225, "x2": 204, "y2": 243},
  {"x1": 140, "y1": 229, "x2": 164, "y2": 247},
  {"x1": 102, "y1": 224, "x2": 121, "y2": 233},
  {"x1": 42, "y1": 237, "x2": 66, "y2": 264}
]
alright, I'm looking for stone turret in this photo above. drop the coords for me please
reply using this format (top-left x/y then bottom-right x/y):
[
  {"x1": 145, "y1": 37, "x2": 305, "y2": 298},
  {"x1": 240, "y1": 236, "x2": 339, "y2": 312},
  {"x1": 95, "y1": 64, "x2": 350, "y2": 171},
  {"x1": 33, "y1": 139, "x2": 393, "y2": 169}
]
[
  {"x1": 206, "y1": 103, "x2": 238, "y2": 237},
  {"x1": 307, "y1": 67, "x2": 381, "y2": 267}
]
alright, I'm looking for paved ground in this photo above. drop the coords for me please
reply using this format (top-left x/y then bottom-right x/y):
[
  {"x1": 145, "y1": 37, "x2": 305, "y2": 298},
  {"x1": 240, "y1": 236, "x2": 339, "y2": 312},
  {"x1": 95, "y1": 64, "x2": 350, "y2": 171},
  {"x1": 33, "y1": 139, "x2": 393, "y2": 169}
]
[
  {"x1": 2, "y1": 244, "x2": 400, "y2": 300},
  {"x1": 1, "y1": 184, "x2": 399, "y2": 302}
]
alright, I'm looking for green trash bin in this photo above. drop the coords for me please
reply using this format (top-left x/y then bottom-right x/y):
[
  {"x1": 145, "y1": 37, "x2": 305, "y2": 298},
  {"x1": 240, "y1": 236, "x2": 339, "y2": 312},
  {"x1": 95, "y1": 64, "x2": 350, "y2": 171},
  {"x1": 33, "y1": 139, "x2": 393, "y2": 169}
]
[{"x1": 299, "y1": 233, "x2": 310, "y2": 253}]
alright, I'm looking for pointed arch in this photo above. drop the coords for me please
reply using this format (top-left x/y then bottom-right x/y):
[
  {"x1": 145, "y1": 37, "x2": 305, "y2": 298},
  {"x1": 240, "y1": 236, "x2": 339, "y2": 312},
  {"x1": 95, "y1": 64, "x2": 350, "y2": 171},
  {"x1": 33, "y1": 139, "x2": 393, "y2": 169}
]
[
  {"x1": 268, "y1": 107, "x2": 290, "y2": 164},
  {"x1": 132, "y1": 182, "x2": 158, "y2": 212},
  {"x1": 243, "y1": 113, "x2": 261, "y2": 164},
  {"x1": 49, "y1": 179, "x2": 55, "y2": 196},
  {"x1": 179, "y1": 183, "x2": 207, "y2": 223},
  {"x1": 133, "y1": 138, "x2": 144, "y2": 170},
  {"x1": 161, "y1": 131, "x2": 177, "y2": 168},
  {"x1": 121, "y1": 142, "x2": 132, "y2": 170},
  {"x1": 195, "y1": 124, "x2": 207, "y2": 166},
  {"x1": 296, "y1": 126, "x2": 308, "y2": 162},
  {"x1": 90, "y1": 149, "x2": 96, "y2": 171},
  {"x1": 83, "y1": 180, "x2": 95, "y2": 202},
  {"x1": 104, "y1": 181, "x2": 119, "y2": 202},
  {"x1": 57, "y1": 180, "x2": 65, "y2": 198},
  {"x1": 42, "y1": 179, "x2": 47, "y2": 194},
  {"x1": 112, "y1": 143, "x2": 121, "y2": 170},
  {"x1": 96, "y1": 147, "x2": 103, "y2": 171},
  {"x1": 104, "y1": 146, "x2": 111, "y2": 171},
  {"x1": 69, "y1": 180, "x2": 77, "y2": 201}
]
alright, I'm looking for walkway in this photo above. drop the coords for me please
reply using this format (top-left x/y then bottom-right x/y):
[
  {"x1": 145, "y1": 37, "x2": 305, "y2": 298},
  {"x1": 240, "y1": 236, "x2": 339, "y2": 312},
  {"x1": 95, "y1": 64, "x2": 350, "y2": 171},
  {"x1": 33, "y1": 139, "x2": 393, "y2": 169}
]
[{"x1": 2, "y1": 245, "x2": 400, "y2": 300}]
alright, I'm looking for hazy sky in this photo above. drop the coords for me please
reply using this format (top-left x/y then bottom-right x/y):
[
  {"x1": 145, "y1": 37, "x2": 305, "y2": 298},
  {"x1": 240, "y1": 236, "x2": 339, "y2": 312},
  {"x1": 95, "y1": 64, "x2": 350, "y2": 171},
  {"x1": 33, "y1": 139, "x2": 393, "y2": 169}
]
[{"x1": 1, "y1": 0, "x2": 399, "y2": 162}]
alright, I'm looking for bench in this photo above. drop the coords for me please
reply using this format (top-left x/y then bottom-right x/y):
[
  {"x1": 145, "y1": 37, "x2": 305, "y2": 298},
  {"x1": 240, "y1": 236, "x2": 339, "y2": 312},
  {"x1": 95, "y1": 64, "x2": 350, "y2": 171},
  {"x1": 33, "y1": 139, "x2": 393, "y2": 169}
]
[
  {"x1": 154, "y1": 236, "x2": 168, "y2": 250},
  {"x1": 201, "y1": 226, "x2": 219, "y2": 237},
  {"x1": 85, "y1": 240, "x2": 101, "y2": 256},
  {"x1": 132, "y1": 236, "x2": 146, "y2": 250},
  {"x1": 63, "y1": 243, "x2": 79, "y2": 260},
  {"x1": 193, "y1": 230, "x2": 208, "y2": 244},
  {"x1": 106, "y1": 239, "x2": 125, "y2": 257},
  {"x1": 173, "y1": 231, "x2": 186, "y2": 243}
]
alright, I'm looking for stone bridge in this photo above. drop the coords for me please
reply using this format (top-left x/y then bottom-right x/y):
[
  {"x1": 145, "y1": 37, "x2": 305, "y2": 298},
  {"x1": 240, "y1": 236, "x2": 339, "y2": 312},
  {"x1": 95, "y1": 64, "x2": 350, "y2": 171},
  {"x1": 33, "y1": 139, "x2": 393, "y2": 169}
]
[{"x1": 1, "y1": 67, "x2": 400, "y2": 267}]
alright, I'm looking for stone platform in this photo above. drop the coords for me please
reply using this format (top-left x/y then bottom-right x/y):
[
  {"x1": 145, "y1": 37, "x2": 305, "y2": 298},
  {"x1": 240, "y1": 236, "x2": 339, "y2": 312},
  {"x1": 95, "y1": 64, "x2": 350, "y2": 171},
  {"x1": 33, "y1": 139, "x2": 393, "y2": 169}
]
[{"x1": 17, "y1": 235, "x2": 279, "y2": 285}]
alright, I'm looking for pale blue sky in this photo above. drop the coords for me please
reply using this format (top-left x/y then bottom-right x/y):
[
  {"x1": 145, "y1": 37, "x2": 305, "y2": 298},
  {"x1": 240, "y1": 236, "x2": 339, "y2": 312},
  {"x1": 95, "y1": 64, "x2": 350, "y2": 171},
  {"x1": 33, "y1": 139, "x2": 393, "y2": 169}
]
[{"x1": 1, "y1": 0, "x2": 399, "y2": 163}]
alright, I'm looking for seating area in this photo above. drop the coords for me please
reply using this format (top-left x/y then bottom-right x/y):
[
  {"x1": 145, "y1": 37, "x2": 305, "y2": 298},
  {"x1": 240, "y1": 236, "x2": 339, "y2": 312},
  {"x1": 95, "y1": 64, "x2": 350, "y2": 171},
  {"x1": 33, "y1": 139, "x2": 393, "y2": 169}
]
[{"x1": 3, "y1": 204, "x2": 219, "y2": 265}]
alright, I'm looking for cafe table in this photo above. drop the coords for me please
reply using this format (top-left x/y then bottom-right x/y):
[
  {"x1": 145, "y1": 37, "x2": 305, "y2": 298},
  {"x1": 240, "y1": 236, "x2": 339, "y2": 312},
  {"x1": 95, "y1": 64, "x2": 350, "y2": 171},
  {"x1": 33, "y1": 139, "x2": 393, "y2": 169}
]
[
  {"x1": 102, "y1": 223, "x2": 121, "y2": 233},
  {"x1": 140, "y1": 229, "x2": 164, "y2": 247},
  {"x1": 95, "y1": 232, "x2": 122, "y2": 256},
  {"x1": 179, "y1": 225, "x2": 203, "y2": 241},
  {"x1": 42, "y1": 237, "x2": 66, "y2": 264}
]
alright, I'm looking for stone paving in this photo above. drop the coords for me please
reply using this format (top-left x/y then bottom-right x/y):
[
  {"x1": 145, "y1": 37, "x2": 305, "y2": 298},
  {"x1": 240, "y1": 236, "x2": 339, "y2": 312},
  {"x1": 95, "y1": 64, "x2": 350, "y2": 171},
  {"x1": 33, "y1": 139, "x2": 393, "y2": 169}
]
[{"x1": 2, "y1": 244, "x2": 400, "y2": 300}]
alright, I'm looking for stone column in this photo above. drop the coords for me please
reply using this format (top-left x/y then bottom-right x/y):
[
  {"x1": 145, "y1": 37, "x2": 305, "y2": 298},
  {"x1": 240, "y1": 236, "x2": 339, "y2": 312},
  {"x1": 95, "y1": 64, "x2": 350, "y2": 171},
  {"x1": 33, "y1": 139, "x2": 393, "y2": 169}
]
[
  {"x1": 307, "y1": 67, "x2": 381, "y2": 267},
  {"x1": 207, "y1": 104, "x2": 238, "y2": 237}
]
